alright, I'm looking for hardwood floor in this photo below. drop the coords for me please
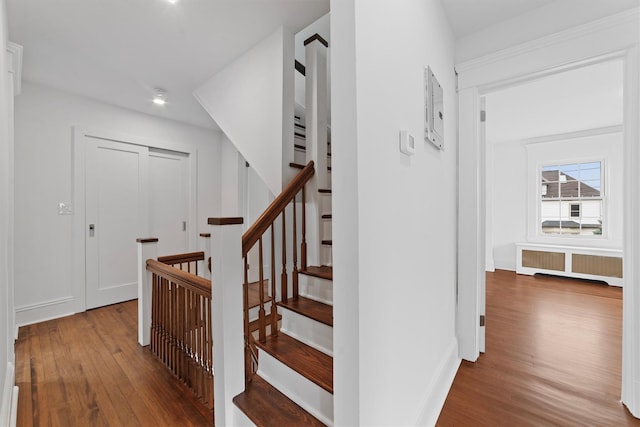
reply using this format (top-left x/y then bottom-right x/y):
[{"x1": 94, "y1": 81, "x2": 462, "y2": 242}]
[
  {"x1": 15, "y1": 300, "x2": 213, "y2": 427},
  {"x1": 437, "y1": 270, "x2": 640, "y2": 426}
]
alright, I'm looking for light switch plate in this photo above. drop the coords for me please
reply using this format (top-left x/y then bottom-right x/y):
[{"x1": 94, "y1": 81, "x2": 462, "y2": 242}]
[{"x1": 399, "y1": 130, "x2": 415, "y2": 155}]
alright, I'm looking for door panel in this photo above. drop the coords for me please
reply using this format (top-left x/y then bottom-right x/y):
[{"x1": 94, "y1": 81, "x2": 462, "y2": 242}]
[
  {"x1": 86, "y1": 139, "x2": 148, "y2": 309},
  {"x1": 149, "y1": 149, "x2": 189, "y2": 257}
]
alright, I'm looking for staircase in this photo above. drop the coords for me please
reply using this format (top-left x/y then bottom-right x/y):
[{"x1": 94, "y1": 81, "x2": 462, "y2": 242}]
[{"x1": 233, "y1": 115, "x2": 334, "y2": 425}]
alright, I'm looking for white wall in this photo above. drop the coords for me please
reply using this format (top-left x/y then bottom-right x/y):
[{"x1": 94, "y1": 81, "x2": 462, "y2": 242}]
[
  {"x1": 332, "y1": 0, "x2": 459, "y2": 424},
  {"x1": 455, "y1": 0, "x2": 640, "y2": 63},
  {"x1": 0, "y1": 0, "x2": 12, "y2": 422},
  {"x1": 488, "y1": 130, "x2": 623, "y2": 271},
  {"x1": 13, "y1": 82, "x2": 221, "y2": 325},
  {"x1": 194, "y1": 27, "x2": 295, "y2": 196}
]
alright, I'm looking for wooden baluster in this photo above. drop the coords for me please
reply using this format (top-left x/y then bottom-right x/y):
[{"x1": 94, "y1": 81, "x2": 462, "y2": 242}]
[
  {"x1": 292, "y1": 195, "x2": 299, "y2": 299},
  {"x1": 177, "y1": 285, "x2": 182, "y2": 380},
  {"x1": 243, "y1": 256, "x2": 251, "y2": 386},
  {"x1": 198, "y1": 293, "x2": 204, "y2": 396},
  {"x1": 270, "y1": 223, "x2": 278, "y2": 337},
  {"x1": 162, "y1": 278, "x2": 168, "y2": 365},
  {"x1": 151, "y1": 274, "x2": 156, "y2": 355},
  {"x1": 169, "y1": 281, "x2": 175, "y2": 375},
  {"x1": 281, "y1": 211, "x2": 288, "y2": 303},
  {"x1": 258, "y1": 237, "x2": 266, "y2": 343},
  {"x1": 302, "y1": 186, "x2": 308, "y2": 270}
]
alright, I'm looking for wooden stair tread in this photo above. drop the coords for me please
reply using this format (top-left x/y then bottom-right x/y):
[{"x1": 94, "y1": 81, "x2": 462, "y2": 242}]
[
  {"x1": 247, "y1": 280, "x2": 271, "y2": 309},
  {"x1": 249, "y1": 313, "x2": 282, "y2": 333},
  {"x1": 233, "y1": 375, "x2": 325, "y2": 427},
  {"x1": 278, "y1": 296, "x2": 333, "y2": 326},
  {"x1": 256, "y1": 334, "x2": 333, "y2": 394},
  {"x1": 318, "y1": 188, "x2": 332, "y2": 194},
  {"x1": 300, "y1": 265, "x2": 333, "y2": 280},
  {"x1": 321, "y1": 214, "x2": 332, "y2": 219},
  {"x1": 322, "y1": 240, "x2": 332, "y2": 246}
]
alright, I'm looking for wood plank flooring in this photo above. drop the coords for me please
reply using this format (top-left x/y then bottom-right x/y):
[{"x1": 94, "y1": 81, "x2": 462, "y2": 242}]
[
  {"x1": 15, "y1": 300, "x2": 213, "y2": 427},
  {"x1": 437, "y1": 270, "x2": 640, "y2": 426}
]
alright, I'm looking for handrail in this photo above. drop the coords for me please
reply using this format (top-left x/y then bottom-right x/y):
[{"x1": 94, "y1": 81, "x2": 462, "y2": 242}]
[
  {"x1": 242, "y1": 161, "x2": 315, "y2": 256},
  {"x1": 146, "y1": 259, "x2": 211, "y2": 295},
  {"x1": 157, "y1": 251, "x2": 204, "y2": 265}
]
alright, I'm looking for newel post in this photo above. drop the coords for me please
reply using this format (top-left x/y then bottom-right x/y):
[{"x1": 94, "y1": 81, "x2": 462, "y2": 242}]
[
  {"x1": 209, "y1": 217, "x2": 244, "y2": 427},
  {"x1": 304, "y1": 33, "x2": 329, "y2": 267},
  {"x1": 200, "y1": 233, "x2": 212, "y2": 280},
  {"x1": 136, "y1": 237, "x2": 158, "y2": 346}
]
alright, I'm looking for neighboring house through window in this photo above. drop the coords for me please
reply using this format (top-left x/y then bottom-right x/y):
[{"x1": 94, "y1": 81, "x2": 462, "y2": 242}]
[{"x1": 540, "y1": 161, "x2": 603, "y2": 236}]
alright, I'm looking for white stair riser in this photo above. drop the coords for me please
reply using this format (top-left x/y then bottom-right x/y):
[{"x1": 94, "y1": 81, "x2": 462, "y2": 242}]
[
  {"x1": 321, "y1": 245, "x2": 332, "y2": 267},
  {"x1": 280, "y1": 309, "x2": 333, "y2": 356},
  {"x1": 231, "y1": 405, "x2": 257, "y2": 427},
  {"x1": 257, "y1": 353, "x2": 333, "y2": 426},
  {"x1": 248, "y1": 304, "x2": 276, "y2": 322},
  {"x1": 294, "y1": 147, "x2": 306, "y2": 164},
  {"x1": 320, "y1": 193, "x2": 331, "y2": 214},
  {"x1": 322, "y1": 220, "x2": 332, "y2": 241},
  {"x1": 299, "y1": 274, "x2": 333, "y2": 305}
]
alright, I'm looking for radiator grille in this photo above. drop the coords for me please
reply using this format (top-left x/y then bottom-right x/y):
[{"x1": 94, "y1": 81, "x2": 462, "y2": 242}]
[
  {"x1": 522, "y1": 250, "x2": 565, "y2": 271},
  {"x1": 572, "y1": 254, "x2": 623, "y2": 278}
]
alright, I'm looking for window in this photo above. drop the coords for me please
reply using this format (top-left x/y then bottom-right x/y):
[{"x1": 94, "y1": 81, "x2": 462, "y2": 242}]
[
  {"x1": 570, "y1": 203, "x2": 580, "y2": 218},
  {"x1": 540, "y1": 161, "x2": 603, "y2": 236}
]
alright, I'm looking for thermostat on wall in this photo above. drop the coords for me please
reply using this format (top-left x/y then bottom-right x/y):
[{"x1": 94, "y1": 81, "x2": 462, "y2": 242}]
[{"x1": 399, "y1": 130, "x2": 415, "y2": 155}]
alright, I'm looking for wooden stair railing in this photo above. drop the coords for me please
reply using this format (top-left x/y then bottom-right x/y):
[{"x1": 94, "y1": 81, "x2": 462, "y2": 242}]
[
  {"x1": 158, "y1": 251, "x2": 204, "y2": 274},
  {"x1": 241, "y1": 160, "x2": 315, "y2": 385},
  {"x1": 146, "y1": 258, "x2": 213, "y2": 409}
]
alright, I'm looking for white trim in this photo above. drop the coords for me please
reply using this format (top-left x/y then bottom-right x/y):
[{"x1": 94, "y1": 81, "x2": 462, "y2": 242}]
[
  {"x1": 457, "y1": 7, "x2": 640, "y2": 418},
  {"x1": 456, "y1": 8, "x2": 639, "y2": 74},
  {"x1": 457, "y1": 11, "x2": 638, "y2": 92},
  {"x1": 492, "y1": 125, "x2": 623, "y2": 147},
  {"x1": 414, "y1": 338, "x2": 461, "y2": 426},
  {"x1": 72, "y1": 127, "x2": 199, "y2": 314},
  {"x1": 0, "y1": 363, "x2": 17, "y2": 427},
  {"x1": 14, "y1": 296, "x2": 75, "y2": 327},
  {"x1": 622, "y1": 44, "x2": 640, "y2": 417},
  {"x1": 6, "y1": 42, "x2": 22, "y2": 96}
]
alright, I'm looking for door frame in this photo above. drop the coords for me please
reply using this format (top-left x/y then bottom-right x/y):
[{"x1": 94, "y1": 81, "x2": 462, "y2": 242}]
[
  {"x1": 72, "y1": 127, "x2": 198, "y2": 313},
  {"x1": 455, "y1": 8, "x2": 640, "y2": 415}
]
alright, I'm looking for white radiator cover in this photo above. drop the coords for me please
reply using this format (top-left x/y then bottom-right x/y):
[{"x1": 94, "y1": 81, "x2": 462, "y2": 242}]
[{"x1": 516, "y1": 243, "x2": 623, "y2": 286}]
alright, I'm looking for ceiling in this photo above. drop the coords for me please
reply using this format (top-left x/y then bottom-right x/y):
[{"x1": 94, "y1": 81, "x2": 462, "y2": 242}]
[
  {"x1": 6, "y1": 1, "x2": 633, "y2": 131},
  {"x1": 7, "y1": 0, "x2": 330, "y2": 130},
  {"x1": 485, "y1": 59, "x2": 624, "y2": 142},
  {"x1": 441, "y1": 0, "x2": 557, "y2": 38}
]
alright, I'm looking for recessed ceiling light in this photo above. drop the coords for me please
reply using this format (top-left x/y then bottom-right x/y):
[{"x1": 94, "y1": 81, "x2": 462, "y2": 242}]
[
  {"x1": 153, "y1": 88, "x2": 167, "y2": 106},
  {"x1": 167, "y1": 0, "x2": 178, "y2": 4}
]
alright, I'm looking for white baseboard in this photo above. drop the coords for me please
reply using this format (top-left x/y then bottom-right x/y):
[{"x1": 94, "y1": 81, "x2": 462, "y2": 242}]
[
  {"x1": 15, "y1": 296, "x2": 75, "y2": 327},
  {"x1": 1, "y1": 362, "x2": 17, "y2": 427},
  {"x1": 414, "y1": 338, "x2": 461, "y2": 426}
]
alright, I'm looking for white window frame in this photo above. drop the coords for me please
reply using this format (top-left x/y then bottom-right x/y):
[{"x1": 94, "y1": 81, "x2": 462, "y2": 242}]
[
  {"x1": 529, "y1": 156, "x2": 607, "y2": 243},
  {"x1": 538, "y1": 160, "x2": 605, "y2": 238}
]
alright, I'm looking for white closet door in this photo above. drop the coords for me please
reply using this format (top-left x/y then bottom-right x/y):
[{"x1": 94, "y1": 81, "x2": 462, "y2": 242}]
[
  {"x1": 149, "y1": 149, "x2": 189, "y2": 257},
  {"x1": 85, "y1": 138, "x2": 148, "y2": 309}
]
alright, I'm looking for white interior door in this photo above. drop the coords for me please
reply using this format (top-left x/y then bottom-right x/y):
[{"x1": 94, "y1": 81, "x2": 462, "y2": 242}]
[
  {"x1": 149, "y1": 149, "x2": 189, "y2": 257},
  {"x1": 479, "y1": 97, "x2": 487, "y2": 354},
  {"x1": 85, "y1": 138, "x2": 149, "y2": 309}
]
